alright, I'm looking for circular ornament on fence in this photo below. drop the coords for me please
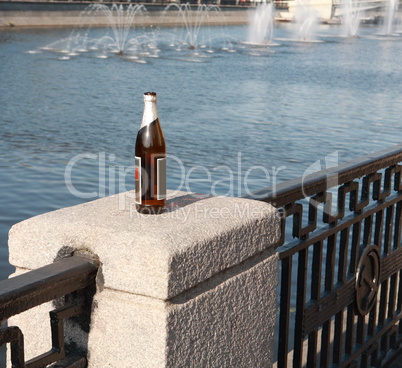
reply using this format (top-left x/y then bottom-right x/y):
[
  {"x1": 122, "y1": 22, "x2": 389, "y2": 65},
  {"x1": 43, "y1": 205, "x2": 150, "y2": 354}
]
[{"x1": 356, "y1": 245, "x2": 381, "y2": 316}]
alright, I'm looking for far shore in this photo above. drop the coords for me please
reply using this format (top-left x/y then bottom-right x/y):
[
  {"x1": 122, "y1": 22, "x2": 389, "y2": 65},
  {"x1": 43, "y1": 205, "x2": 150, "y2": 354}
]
[
  {"x1": 0, "y1": 2, "x2": 255, "y2": 28},
  {"x1": 0, "y1": 0, "x2": 395, "y2": 28}
]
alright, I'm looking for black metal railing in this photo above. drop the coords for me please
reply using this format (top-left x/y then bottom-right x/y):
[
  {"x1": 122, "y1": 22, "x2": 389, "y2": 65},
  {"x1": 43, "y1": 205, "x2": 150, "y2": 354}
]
[
  {"x1": 0, "y1": 252, "x2": 99, "y2": 368},
  {"x1": 244, "y1": 144, "x2": 402, "y2": 367}
]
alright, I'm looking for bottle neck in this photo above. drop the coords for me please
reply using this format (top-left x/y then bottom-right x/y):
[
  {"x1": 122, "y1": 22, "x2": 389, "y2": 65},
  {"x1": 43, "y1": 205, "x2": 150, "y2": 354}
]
[{"x1": 141, "y1": 100, "x2": 158, "y2": 129}]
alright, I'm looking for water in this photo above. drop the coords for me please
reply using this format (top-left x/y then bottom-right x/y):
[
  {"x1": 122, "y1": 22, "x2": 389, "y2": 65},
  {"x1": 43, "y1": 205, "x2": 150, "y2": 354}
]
[{"x1": 1, "y1": 19, "x2": 402, "y2": 362}]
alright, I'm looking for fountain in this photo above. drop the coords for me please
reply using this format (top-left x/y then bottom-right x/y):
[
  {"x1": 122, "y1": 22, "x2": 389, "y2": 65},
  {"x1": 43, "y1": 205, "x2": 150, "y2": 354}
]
[
  {"x1": 383, "y1": 0, "x2": 397, "y2": 35},
  {"x1": 293, "y1": 0, "x2": 319, "y2": 41},
  {"x1": 37, "y1": 3, "x2": 234, "y2": 61},
  {"x1": 40, "y1": 4, "x2": 157, "y2": 61},
  {"x1": 85, "y1": 4, "x2": 152, "y2": 56},
  {"x1": 161, "y1": 3, "x2": 234, "y2": 56},
  {"x1": 341, "y1": 0, "x2": 364, "y2": 37},
  {"x1": 164, "y1": 3, "x2": 213, "y2": 50},
  {"x1": 246, "y1": 3, "x2": 275, "y2": 45}
]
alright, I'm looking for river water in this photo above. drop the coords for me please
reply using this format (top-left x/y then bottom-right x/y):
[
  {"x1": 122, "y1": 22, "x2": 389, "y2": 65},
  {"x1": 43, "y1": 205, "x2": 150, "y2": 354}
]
[{"x1": 0, "y1": 19, "x2": 402, "y2": 357}]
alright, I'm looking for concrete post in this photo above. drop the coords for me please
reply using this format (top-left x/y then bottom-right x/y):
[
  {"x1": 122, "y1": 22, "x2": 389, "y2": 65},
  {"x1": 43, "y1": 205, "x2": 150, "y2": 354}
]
[{"x1": 7, "y1": 190, "x2": 280, "y2": 368}]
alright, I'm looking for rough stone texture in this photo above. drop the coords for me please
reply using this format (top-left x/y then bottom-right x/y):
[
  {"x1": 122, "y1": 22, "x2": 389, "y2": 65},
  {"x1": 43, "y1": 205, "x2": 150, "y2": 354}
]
[
  {"x1": 166, "y1": 254, "x2": 278, "y2": 368},
  {"x1": 9, "y1": 190, "x2": 280, "y2": 300},
  {"x1": 7, "y1": 191, "x2": 280, "y2": 367},
  {"x1": 86, "y1": 288, "x2": 168, "y2": 368}
]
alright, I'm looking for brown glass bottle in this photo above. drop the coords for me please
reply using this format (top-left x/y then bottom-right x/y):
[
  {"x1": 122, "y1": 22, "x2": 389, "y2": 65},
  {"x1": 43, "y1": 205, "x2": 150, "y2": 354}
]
[{"x1": 135, "y1": 92, "x2": 166, "y2": 214}]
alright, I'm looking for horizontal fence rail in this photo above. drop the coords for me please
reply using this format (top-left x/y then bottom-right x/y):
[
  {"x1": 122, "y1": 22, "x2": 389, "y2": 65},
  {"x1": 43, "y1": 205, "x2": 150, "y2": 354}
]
[
  {"x1": 244, "y1": 144, "x2": 402, "y2": 368},
  {"x1": 0, "y1": 253, "x2": 99, "y2": 368}
]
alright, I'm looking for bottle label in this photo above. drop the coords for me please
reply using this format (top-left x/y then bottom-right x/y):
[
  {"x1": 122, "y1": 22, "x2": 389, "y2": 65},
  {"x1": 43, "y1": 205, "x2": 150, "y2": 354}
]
[
  {"x1": 157, "y1": 157, "x2": 166, "y2": 200},
  {"x1": 135, "y1": 156, "x2": 142, "y2": 204},
  {"x1": 135, "y1": 156, "x2": 166, "y2": 203}
]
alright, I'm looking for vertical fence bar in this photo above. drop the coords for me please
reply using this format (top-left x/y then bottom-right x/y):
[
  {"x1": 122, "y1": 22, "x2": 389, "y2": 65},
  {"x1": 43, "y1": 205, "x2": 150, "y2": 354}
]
[
  {"x1": 380, "y1": 205, "x2": 394, "y2": 357},
  {"x1": 388, "y1": 273, "x2": 398, "y2": 320},
  {"x1": 278, "y1": 256, "x2": 292, "y2": 368},
  {"x1": 363, "y1": 215, "x2": 373, "y2": 247},
  {"x1": 374, "y1": 210, "x2": 384, "y2": 252},
  {"x1": 383, "y1": 205, "x2": 394, "y2": 256},
  {"x1": 356, "y1": 314, "x2": 366, "y2": 348},
  {"x1": 320, "y1": 234, "x2": 337, "y2": 367},
  {"x1": 367, "y1": 304, "x2": 378, "y2": 366},
  {"x1": 293, "y1": 248, "x2": 308, "y2": 368},
  {"x1": 338, "y1": 227, "x2": 350, "y2": 285},
  {"x1": 398, "y1": 268, "x2": 402, "y2": 340},
  {"x1": 346, "y1": 222, "x2": 361, "y2": 357},
  {"x1": 307, "y1": 241, "x2": 323, "y2": 368},
  {"x1": 392, "y1": 202, "x2": 402, "y2": 334},
  {"x1": 333, "y1": 228, "x2": 349, "y2": 365},
  {"x1": 393, "y1": 202, "x2": 402, "y2": 251}
]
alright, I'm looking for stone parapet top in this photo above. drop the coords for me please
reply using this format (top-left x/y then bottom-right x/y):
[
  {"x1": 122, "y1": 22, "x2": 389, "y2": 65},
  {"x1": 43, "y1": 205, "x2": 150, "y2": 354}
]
[{"x1": 8, "y1": 190, "x2": 280, "y2": 300}]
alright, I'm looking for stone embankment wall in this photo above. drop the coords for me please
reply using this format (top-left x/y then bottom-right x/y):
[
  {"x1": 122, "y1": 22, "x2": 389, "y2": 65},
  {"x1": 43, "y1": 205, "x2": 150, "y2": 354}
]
[
  {"x1": 0, "y1": 1, "x2": 250, "y2": 27},
  {"x1": 7, "y1": 190, "x2": 280, "y2": 367}
]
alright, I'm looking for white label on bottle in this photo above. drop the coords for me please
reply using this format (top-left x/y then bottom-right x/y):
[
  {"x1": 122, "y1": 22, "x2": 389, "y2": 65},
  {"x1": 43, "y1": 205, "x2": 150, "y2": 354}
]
[
  {"x1": 135, "y1": 156, "x2": 141, "y2": 204},
  {"x1": 157, "y1": 158, "x2": 166, "y2": 200}
]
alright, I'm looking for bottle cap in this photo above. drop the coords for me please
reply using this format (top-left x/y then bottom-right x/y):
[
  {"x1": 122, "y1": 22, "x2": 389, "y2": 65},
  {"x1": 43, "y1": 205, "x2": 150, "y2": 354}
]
[{"x1": 144, "y1": 92, "x2": 157, "y2": 102}]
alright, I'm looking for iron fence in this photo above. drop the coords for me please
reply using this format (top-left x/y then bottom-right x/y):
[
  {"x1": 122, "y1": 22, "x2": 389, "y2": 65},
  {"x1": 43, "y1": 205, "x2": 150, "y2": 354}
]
[
  {"x1": 0, "y1": 252, "x2": 99, "y2": 368},
  {"x1": 244, "y1": 144, "x2": 402, "y2": 367}
]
